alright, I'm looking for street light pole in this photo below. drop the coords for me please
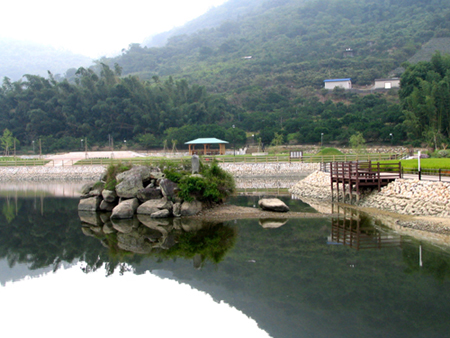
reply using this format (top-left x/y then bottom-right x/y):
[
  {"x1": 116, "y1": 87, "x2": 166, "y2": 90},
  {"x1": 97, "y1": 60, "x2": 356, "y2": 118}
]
[
  {"x1": 389, "y1": 133, "x2": 393, "y2": 145},
  {"x1": 321, "y1": 133, "x2": 324, "y2": 148}
]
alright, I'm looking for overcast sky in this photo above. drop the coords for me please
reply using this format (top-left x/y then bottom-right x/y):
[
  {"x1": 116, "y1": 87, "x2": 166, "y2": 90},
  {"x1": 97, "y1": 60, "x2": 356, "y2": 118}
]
[{"x1": 1, "y1": 0, "x2": 229, "y2": 59}]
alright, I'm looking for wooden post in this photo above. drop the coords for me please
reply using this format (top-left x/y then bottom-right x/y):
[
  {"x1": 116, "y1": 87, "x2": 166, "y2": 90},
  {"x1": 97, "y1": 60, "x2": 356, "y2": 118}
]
[
  {"x1": 377, "y1": 162, "x2": 381, "y2": 191},
  {"x1": 330, "y1": 162, "x2": 334, "y2": 199}
]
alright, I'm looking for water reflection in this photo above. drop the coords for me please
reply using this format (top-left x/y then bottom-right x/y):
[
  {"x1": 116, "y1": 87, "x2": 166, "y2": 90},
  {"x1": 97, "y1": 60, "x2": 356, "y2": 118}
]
[
  {"x1": 80, "y1": 210, "x2": 237, "y2": 271},
  {"x1": 330, "y1": 207, "x2": 402, "y2": 250},
  {"x1": 2, "y1": 193, "x2": 450, "y2": 337}
]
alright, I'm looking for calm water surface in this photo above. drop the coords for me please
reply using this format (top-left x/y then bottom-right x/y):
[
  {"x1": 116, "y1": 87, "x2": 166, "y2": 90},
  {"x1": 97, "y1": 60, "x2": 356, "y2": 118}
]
[{"x1": 1, "y1": 183, "x2": 450, "y2": 338}]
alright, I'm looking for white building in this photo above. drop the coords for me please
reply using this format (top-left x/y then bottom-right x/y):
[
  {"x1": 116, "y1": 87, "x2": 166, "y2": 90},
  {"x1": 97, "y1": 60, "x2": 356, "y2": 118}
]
[
  {"x1": 323, "y1": 78, "x2": 352, "y2": 90},
  {"x1": 373, "y1": 78, "x2": 400, "y2": 89}
]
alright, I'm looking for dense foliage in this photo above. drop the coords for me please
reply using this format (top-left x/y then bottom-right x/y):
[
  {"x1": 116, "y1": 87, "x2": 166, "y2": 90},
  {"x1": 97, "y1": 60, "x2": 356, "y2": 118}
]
[
  {"x1": 400, "y1": 52, "x2": 450, "y2": 149},
  {"x1": 0, "y1": 66, "x2": 406, "y2": 152},
  {"x1": 170, "y1": 160, "x2": 236, "y2": 202}
]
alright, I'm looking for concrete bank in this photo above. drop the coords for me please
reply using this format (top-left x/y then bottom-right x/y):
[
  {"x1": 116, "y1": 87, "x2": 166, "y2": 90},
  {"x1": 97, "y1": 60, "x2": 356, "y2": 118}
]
[
  {"x1": 290, "y1": 171, "x2": 450, "y2": 218},
  {"x1": 0, "y1": 166, "x2": 106, "y2": 181},
  {"x1": 0, "y1": 162, "x2": 318, "y2": 182},
  {"x1": 219, "y1": 162, "x2": 319, "y2": 177}
]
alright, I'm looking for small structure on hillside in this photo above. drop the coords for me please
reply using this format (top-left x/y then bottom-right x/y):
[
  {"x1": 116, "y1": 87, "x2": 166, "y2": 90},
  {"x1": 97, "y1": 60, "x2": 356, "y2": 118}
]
[
  {"x1": 185, "y1": 138, "x2": 229, "y2": 155},
  {"x1": 373, "y1": 78, "x2": 400, "y2": 89},
  {"x1": 324, "y1": 78, "x2": 352, "y2": 90},
  {"x1": 343, "y1": 48, "x2": 354, "y2": 58}
]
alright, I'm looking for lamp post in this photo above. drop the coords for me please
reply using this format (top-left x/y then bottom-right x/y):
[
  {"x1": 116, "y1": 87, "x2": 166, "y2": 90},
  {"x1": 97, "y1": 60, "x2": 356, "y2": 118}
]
[
  {"x1": 389, "y1": 133, "x2": 393, "y2": 145},
  {"x1": 81, "y1": 139, "x2": 83, "y2": 151},
  {"x1": 32, "y1": 140, "x2": 35, "y2": 154},
  {"x1": 232, "y1": 125, "x2": 235, "y2": 156},
  {"x1": 321, "y1": 133, "x2": 324, "y2": 148}
]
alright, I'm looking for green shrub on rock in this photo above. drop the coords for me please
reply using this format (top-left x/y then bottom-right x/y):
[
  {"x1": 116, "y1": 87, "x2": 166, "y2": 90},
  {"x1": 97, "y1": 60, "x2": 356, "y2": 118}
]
[{"x1": 176, "y1": 161, "x2": 235, "y2": 203}]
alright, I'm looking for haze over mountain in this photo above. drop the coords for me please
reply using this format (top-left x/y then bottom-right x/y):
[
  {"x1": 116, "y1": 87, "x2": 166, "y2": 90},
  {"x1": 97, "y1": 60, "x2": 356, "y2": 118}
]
[{"x1": 0, "y1": 39, "x2": 93, "y2": 81}]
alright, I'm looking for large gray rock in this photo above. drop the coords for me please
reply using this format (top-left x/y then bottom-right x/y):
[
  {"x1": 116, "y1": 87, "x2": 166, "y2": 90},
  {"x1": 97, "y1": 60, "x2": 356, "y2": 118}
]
[
  {"x1": 102, "y1": 189, "x2": 117, "y2": 203},
  {"x1": 151, "y1": 209, "x2": 171, "y2": 218},
  {"x1": 80, "y1": 182, "x2": 96, "y2": 195},
  {"x1": 137, "y1": 197, "x2": 172, "y2": 215},
  {"x1": 111, "y1": 198, "x2": 139, "y2": 219},
  {"x1": 116, "y1": 166, "x2": 163, "y2": 183},
  {"x1": 136, "y1": 187, "x2": 163, "y2": 202},
  {"x1": 115, "y1": 175, "x2": 144, "y2": 198},
  {"x1": 99, "y1": 200, "x2": 117, "y2": 212},
  {"x1": 116, "y1": 166, "x2": 153, "y2": 183},
  {"x1": 258, "y1": 198, "x2": 290, "y2": 212},
  {"x1": 159, "y1": 178, "x2": 178, "y2": 199},
  {"x1": 78, "y1": 196, "x2": 102, "y2": 211},
  {"x1": 88, "y1": 182, "x2": 104, "y2": 197},
  {"x1": 181, "y1": 200, "x2": 203, "y2": 216}
]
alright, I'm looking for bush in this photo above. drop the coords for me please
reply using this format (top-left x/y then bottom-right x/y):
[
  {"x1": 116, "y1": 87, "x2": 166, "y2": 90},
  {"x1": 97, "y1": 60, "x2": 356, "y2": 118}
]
[
  {"x1": 435, "y1": 150, "x2": 450, "y2": 158},
  {"x1": 177, "y1": 160, "x2": 235, "y2": 202},
  {"x1": 316, "y1": 147, "x2": 343, "y2": 156}
]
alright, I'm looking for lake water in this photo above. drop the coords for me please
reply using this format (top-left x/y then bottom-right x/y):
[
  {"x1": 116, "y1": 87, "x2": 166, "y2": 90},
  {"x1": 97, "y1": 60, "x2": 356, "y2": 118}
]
[{"x1": 1, "y1": 182, "x2": 450, "y2": 338}]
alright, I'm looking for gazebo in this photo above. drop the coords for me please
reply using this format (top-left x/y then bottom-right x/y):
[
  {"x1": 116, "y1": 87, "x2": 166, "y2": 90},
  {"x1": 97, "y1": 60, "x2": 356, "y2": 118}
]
[{"x1": 185, "y1": 138, "x2": 229, "y2": 155}]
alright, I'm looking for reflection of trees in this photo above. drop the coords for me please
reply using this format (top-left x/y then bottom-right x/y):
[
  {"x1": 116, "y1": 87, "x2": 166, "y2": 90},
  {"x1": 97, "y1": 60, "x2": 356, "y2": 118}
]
[
  {"x1": 0, "y1": 198, "x2": 107, "y2": 273},
  {"x1": 80, "y1": 211, "x2": 237, "y2": 274}
]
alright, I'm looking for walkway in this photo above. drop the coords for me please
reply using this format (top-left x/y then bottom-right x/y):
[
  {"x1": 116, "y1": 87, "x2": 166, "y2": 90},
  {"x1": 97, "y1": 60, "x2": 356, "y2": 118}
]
[{"x1": 45, "y1": 151, "x2": 145, "y2": 166}]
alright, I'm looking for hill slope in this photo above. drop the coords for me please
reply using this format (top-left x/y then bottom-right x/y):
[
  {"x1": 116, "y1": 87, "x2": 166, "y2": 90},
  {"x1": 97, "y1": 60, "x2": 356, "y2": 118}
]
[{"x1": 107, "y1": 0, "x2": 450, "y2": 94}]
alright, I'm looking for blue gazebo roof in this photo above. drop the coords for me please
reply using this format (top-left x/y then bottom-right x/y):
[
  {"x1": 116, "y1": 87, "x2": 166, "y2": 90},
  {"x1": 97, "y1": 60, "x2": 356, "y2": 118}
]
[{"x1": 185, "y1": 138, "x2": 229, "y2": 145}]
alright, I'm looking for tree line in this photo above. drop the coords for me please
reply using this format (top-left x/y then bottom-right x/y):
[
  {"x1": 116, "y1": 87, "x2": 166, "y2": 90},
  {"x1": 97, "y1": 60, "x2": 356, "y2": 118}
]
[{"x1": 0, "y1": 54, "x2": 449, "y2": 154}]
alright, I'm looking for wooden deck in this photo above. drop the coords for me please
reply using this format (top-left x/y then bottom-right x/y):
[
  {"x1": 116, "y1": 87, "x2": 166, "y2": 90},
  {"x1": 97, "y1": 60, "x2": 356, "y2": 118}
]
[{"x1": 330, "y1": 161, "x2": 401, "y2": 201}]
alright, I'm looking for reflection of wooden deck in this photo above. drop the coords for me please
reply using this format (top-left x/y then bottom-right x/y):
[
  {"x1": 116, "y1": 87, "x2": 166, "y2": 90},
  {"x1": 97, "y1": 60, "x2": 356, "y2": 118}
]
[
  {"x1": 330, "y1": 161, "x2": 401, "y2": 200},
  {"x1": 330, "y1": 208, "x2": 401, "y2": 250}
]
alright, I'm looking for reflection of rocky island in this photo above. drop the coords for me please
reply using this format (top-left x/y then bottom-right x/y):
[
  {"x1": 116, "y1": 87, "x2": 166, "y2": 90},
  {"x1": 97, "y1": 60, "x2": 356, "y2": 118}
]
[{"x1": 79, "y1": 211, "x2": 237, "y2": 267}]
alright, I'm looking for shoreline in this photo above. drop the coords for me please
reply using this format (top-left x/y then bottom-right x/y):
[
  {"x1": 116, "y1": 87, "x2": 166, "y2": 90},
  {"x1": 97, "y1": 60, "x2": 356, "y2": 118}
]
[
  {"x1": 290, "y1": 171, "x2": 450, "y2": 239},
  {"x1": 1, "y1": 164, "x2": 450, "y2": 238}
]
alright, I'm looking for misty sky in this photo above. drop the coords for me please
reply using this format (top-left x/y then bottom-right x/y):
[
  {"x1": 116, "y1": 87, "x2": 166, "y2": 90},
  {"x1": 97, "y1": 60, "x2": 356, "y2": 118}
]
[{"x1": 1, "y1": 0, "x2": 229, "y2": 59}]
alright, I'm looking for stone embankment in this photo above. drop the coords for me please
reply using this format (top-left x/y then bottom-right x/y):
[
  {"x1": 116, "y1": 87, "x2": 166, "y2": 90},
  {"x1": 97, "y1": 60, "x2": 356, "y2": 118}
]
[
  {"x1": 0, "y1": 162, "x2": 317, "y2": 182},
  {"x1": 219, "y1": 162, "x2": 319, "y2": 177},
  {"x1": 289, "y1": 171, "x2": 332, "y2": 200},
  {"x1": 359, "y1": 179, "x2": 450, "y2": 217},
  {"x1": 0, "y1": 166, "x2": 105, "y2": 181},
  {"x1": 290, "y1": 171, "x2": 450, "y2": 218}
]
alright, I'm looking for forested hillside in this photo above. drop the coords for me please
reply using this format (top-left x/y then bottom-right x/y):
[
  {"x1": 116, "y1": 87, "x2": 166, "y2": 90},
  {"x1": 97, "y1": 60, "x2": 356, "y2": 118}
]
[
  {"x1": 1, "y1": 0, "x2": 450, "y2": 153},
  {"x1": 108, "y1": 0, "x2": 450, "y2": 90}
]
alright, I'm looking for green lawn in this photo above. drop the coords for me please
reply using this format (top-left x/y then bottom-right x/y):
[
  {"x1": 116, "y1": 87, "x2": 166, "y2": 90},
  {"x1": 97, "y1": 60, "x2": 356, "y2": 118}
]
[{"x1": 381, "y1": 158, "x2": 450, "y2": 170}]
